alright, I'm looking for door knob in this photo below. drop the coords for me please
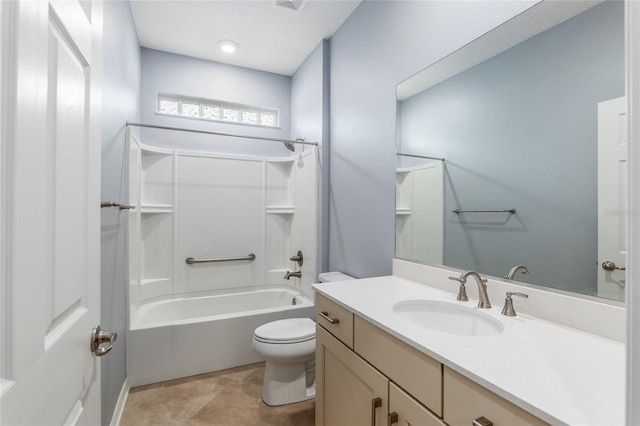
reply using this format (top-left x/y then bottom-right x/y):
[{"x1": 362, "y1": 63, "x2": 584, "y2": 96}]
[
  {"x1": 602, "y1": 260, "x2": 626, "y2": 271},
  {"x1": 90, "y1": 325, "x2": 117, "y2": 356}
]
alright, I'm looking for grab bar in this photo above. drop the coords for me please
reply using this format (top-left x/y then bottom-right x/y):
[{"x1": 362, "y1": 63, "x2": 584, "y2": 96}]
[
  {"x1": 185, "y1": 253, "x2": 256, "y2": 264},
  {"x1": 101, "y1": 201, "x2": 135, "y2": 210},
  {"x1": 452, "y1": 208, "x2": 516, "y2": 214}
]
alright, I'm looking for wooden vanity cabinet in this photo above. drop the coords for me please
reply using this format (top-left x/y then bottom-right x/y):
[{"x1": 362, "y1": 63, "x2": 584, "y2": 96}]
[{"x1": 315, "y1": 298, "x2": 548, "y2": 426}]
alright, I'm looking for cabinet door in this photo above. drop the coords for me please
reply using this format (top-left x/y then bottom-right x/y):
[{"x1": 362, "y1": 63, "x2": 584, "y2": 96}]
[
  {"x1": 355, "y1": 315, "x2": 442, "y2": 415},
  {"x1": 444, "y1": 367, "x2": 548, "y2": 426},
  {"x1": 316, "y1": 325, "x2": 388, "y2": 426},
  {"x1": 389, "y1": 382, "x2": 445, "y2": 426}
]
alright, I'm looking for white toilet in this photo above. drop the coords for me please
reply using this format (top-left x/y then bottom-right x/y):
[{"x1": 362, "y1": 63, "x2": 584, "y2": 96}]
[{"x1": 252, "y1": 271, "x2": 355, "y2": 406}]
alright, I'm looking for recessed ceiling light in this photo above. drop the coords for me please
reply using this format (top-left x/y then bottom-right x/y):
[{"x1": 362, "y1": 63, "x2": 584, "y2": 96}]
[{"x1": 218, "y1": 40, "x2": 239, "y2": 54}]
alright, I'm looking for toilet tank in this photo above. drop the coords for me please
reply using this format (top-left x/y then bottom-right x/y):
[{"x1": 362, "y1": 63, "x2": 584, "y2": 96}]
[{"x1": 318, "y1": 272, "x2": 355, "y2": 283}]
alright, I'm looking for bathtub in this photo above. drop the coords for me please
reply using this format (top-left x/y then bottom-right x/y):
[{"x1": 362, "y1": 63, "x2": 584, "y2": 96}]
[{"x1": 127, "y1": 287, "x2": 314, "y2": 387}]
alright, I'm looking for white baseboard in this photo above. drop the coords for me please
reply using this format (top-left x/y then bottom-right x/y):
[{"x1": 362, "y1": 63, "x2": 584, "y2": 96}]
[{"x1": 109, "y1": 378, "x2": 130, "y2": 426}]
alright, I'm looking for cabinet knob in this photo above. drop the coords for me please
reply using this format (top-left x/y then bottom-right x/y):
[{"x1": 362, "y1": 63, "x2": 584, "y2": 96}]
[{"x1": 473, "y1": 416, "x2": 494, "y2": 426}]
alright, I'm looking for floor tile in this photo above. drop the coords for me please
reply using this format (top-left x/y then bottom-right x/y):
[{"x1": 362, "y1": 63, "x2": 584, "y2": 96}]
[{"x1": 120, "y1": 363, "x2": 315, "y2": 426}]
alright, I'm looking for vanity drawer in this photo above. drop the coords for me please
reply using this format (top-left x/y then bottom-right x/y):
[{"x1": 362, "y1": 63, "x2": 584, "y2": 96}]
[
  {"x1": 315, "y1": 294, "x2": 354, "y2": 349},
  {"x1": 354, "y1": 316, "x2": 442, "y2": 416},
  {"x1": 443, "y1": 366, "x2": 548, "y2": 426}
]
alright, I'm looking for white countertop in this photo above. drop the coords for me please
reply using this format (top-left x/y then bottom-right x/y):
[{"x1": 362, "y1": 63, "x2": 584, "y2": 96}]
[{"x1": 313, "y1": 276, "x2": 625, "y2": 426}]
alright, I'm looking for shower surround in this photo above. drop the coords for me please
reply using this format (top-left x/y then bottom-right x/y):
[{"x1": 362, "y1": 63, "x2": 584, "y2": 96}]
[{"x1": 126, "y1": 132, "x2": 318, "y2": 386}]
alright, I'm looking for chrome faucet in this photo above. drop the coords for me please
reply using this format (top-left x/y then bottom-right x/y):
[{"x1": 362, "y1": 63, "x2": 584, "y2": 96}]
[
  {"x1": 505, "y1": 264, "x2": 529, "y2": 280},
  {"x1": 450, "y1": 271, "x2": 491, "y2": 308},
  {"x1": 284, "y1": 270, "x2": 301, "y2": 280}
]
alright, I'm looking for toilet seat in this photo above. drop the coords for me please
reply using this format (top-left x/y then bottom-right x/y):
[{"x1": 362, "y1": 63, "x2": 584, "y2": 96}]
[{"x1": 254, "y1": 318, "x2": 315, "y2": 344}]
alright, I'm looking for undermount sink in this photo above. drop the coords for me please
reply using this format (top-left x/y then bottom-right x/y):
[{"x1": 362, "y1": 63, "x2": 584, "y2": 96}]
[{"x1": 392, "y1": 300, "x2": 504, "y2": 337}]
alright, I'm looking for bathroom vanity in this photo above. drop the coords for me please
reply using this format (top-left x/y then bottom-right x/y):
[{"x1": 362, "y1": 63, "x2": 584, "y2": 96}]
[{"x1": 313, "y1": 273, "x2": 625, "y2": 426}]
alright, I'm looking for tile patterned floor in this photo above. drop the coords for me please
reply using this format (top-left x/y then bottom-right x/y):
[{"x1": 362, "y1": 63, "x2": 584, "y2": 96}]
[{"x1": 120, "y1": 363, "x2": 315, "y2": 426}]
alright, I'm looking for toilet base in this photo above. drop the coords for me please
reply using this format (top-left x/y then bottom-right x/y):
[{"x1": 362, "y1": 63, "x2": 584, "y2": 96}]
[{"x1": 261, "y1": 359, "x2": 316, "y2": 406}]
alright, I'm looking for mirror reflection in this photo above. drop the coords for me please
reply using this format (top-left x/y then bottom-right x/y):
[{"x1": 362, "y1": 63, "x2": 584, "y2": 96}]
[{"x1": 396, "y1": 1, "x2": 626, "y2": 301}]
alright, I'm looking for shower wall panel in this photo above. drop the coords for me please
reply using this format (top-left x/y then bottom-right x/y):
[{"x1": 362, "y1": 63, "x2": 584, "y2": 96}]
[{"x1": 176, "y1": 155, "x2": 265, "y2": 294}]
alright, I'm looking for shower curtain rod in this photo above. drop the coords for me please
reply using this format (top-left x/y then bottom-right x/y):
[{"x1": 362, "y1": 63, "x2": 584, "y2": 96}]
[
  {"x1": 126, "y1": 121, "x2": 318, "y2": 147},
  {"x1": 396, "y1": 153, "x2": 445, "y2": 162}
]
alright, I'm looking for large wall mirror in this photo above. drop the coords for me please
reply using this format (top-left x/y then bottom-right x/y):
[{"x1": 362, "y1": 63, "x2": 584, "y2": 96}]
[{"x1": 395, "y1": 0, "x2": 626, "y2": 302}]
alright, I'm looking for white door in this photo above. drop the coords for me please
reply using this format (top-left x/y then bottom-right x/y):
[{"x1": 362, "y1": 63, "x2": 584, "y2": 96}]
[
  {"x1": 1, "y1": 0, "x2": 103, "y2": 424},
  {"x1": 597, "y1": 96, "x2": 627, "y2": 301}
]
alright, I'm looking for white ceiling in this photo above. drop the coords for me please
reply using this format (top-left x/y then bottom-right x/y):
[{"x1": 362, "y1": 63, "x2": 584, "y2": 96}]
[{"x1": 130, "y1": 0, "x2": 361, "y2": 76}]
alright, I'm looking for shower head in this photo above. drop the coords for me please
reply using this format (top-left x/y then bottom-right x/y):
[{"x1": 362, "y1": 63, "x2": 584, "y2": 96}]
[{"x1": 283, "y1": 137, "x2": 305, "y2": 152}]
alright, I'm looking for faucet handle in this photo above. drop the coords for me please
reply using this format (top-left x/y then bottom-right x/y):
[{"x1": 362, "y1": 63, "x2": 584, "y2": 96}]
[
  {"x1": 501, "y1": 291, "x2": 529, "y2": 316},
  {"x1": 449, "y1": 276, "x2": 469, "y2": 302},
  {"x1": 289, "y1": 250, "x2": 303, "y2": 267}
]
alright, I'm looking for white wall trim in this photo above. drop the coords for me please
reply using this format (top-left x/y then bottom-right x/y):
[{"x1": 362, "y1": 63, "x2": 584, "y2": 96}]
[
  {"x1": 626, "y1": 0, "x2": 640, "y2": 422},
  {"x1": 108, "y1": 378, "x2": 129, "y2": 426}
]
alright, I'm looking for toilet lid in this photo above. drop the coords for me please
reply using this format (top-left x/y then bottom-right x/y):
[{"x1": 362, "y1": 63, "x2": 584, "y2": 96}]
[{"x1": 254, "y1": 318, "x2": 315, "y2": 343}]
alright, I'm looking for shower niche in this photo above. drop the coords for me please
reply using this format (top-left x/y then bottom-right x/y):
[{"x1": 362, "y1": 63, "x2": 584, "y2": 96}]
[
  {"x1": 395, "y1": 161, "x2": 444, "y2": 264},
  {"x1": 128, "y1": 142, "x2": 176, "y2": 308},
  {"x1": 128, "y1": 133, "x2": 318, "y2": 317}
]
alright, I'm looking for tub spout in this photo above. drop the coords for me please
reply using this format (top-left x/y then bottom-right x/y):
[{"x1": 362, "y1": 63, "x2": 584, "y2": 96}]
[{"x1": 284, "y1": 270, "x2": 301, "y2": 280}]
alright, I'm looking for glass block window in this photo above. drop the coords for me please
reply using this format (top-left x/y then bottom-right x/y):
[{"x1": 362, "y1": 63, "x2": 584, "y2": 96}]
[
  {"x1": 202, "y1": 104, "x2": 220, "y2": 120},
  {"x1": 241, "y1": 111, "x2": 258, "y2": 125},
  {"x1": 158, "y1": 98, "x2": 178, "y2": 114},
  {"x1": 260, "y1": 112, "x2": 276, "y2": 127},
  {"x1": 182, "y1": 102, "x2": 200, "y2": 117},
  {"x1": 157, "y1": 93, "x2": 279, "y2": 128},
  {"x1": 223, "y1": 107, "x2": 239, "y2": 122}
]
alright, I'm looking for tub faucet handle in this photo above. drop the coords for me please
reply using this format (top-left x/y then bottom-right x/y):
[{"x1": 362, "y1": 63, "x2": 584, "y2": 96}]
[{"x1": 289, "y1": 250, "x2": 303, "y2": 267}]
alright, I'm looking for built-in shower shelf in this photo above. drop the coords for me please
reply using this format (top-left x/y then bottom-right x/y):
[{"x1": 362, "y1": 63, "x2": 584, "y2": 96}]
[
  {"x1": 396, "y1": 208, "x2": 412, "y2": 215},
  {"x1": 141, "y1": 278, "x2": 171, "y2": 286},
  {"x1": 140, "y1": 204, "x2": 174, "y2": 214},
  {"x1": 266, "y1": 206, "x2": 295, "y2": 214}
]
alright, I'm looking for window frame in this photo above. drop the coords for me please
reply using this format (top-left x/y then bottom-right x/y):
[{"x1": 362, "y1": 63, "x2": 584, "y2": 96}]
[{"x1": 156, "y1": 92, "x2": 281, "y2": 129}]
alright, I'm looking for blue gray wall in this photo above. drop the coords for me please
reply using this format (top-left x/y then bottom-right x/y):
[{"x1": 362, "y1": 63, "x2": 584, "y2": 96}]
[
  {"x1": 140, "y1": 48, "x2": 292, "y2": 156},
  {"x1": 399, "y1": 1, "x2": 624, "y2": 295},
  {"x1": 291, "y1": 40, "x2": 330, "y2": 273},
  {"x1": 327, "y1": 1, "x2": 534, "y2": 278},
  {"x1": 101, "y1": 1, "x2": 140, "y2": 424}
]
